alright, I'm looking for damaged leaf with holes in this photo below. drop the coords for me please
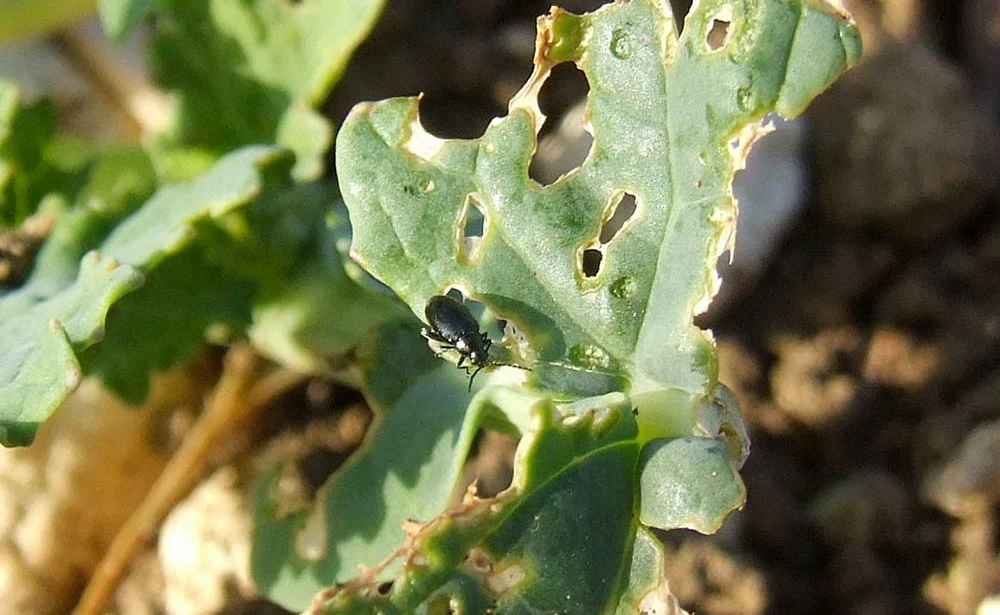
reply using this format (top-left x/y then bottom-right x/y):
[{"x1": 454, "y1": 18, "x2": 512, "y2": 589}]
[
  {"x1": 310, "y1": 399, "x2": 642, "y2": 615},
  {"x1": 317, "y1": 0, "x2": 860, "y2": 612},
  {"x1": 338, "y1": 0, "x2": 860, "y2": 421},
  {"x1": 309, "y1": 400, "x2": 699, "y2": 615},
  {"x1": 251, "y1": 310, "x2": 558, "y2": 610}
]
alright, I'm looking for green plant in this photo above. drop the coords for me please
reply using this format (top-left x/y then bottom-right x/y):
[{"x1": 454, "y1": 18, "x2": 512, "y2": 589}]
[{"x1": 0, "y1": 0, "x2": 859, "y2": 613}]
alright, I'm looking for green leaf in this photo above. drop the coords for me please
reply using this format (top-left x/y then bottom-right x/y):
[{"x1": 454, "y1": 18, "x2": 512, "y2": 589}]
[
  {"x1": 638, "y1": 436, "x2": 746, "y2": 533},
  {"x1": 478, "y1": 443, "x2": 638, "y2": 613},
  {"x1": 79, "y1": 246, "x2": 256, "y2": 403},
  {"x1": 336, "y1": 0, "x2": 860, "y2": 428},
  {"x1": 0, "y1": 251, "x2": 143, "y2": 446},
  {"x1": 0, "y1": 144, "x2": 156, "y2": 444},
  {"x1": 98, "y1": 0, "x2": 154, "y2": 42},
  {"x1": 613, "y1": 527, "x2": 677, "y2": 615},
  {"x1": 73, "y1": 146, "x2": 160, "y2": 216},
  {"x1": 98, "y1": 146, "x2": 294, "y2": 264},
  {"x1": 249, "y1": 205, "x2": 409, "y2": 374},
  {"x1": 0, "y1": 146, "x2": 291, "y2": 445},
  {"x1": 1, "y1": 145, "x2": 157, "y2": 310},
  {"x1": 1, "y1": 82, "x2": 61, "y2": 226},
  {"x1": 80, "y1": 145, "x2": 296, "y2": 400},
  {"x1": 195, "y1": 183, "x2": 410, "y2": 376},
  {"x1": 252, "y1": 320, "x2": 543, "y2": 611},
  {"x1": 311, "y1": 0, "x2": 860, "y2": 610},
  {"x1": 0, "y1": 83, "x2": 154, "y2": 230},
  {"x1": 147, "y1": 0, "x2": 386, "y2": 179},
  {"x1": 308, "y1": 401, "x2": 643, "y2": 615}
]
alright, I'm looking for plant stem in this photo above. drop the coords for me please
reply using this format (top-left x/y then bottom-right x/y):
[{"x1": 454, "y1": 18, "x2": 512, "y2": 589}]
[{"x1": 72, "y1": 345, "x2": 307, "y2": 615}]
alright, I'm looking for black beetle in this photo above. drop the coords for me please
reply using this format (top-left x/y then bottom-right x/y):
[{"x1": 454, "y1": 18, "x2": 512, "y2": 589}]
[{"x1": 421, "y1": 294, "x2": 527, "y2": 390}]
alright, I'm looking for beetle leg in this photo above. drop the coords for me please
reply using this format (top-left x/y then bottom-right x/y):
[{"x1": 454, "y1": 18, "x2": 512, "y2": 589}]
[
  {"x1": 421, "y1": 327, "x2": 450, "y2": 344},
  {"x1": 468, "y1": 364, "x2": 485, "y2": 391},
  {"x1": 433, "y1": 346, "x2": 454, "y2": 359},
  {"x1": 423, "y1": 330, "x2": 458, "y2": 360}
]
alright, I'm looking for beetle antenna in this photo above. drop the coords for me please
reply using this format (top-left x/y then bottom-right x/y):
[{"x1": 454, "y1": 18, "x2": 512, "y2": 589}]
[
  {"x1": 466, "y1": 362, "x2": 531, "y2": 392},
  {"x1": 489, "y1": 361, "x2": 532, "y2": 372}
]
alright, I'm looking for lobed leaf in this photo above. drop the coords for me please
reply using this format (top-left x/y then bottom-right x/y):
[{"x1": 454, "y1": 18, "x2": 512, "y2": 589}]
[
  {"x1": 79, "y1": 246, "x2": 256, "y2": 403},
  {"x1": 306, "y1": 401, "x2": 643, "y2": 615},
  {"x1": 316, "y1": 0, "x2": 860, "y2": 612},
  {"x1": 0, "y1": 146, "x2": 292, "y2": 444},
  {"x1": 337, "y1": 0, "x2": 860, "y2": 427},
  {"x1": 0, "y1": 251, "x2": 142, "y2": 446},
  {"x1": 145, "y1": 0, "x2": 385, "y2": 180},
  {"x1": 0, "y1": 140, "x2": 157, "y2": 445},
  {"x1": 639, "y1": 436, "x2": 746, "y2": 533},
  {"x1": 80, "y1": 146, "x2": 304, "y2": 402},
  {"x1": 253, "y1": 321, "x2": 543, "y2": 611}
]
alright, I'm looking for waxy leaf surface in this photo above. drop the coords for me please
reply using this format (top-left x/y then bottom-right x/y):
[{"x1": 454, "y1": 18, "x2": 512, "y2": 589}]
[
  {"x1": 147, "y1": 0, "x2": 385, "y2": 179},
  {"x1": 338, "y1": 0, "x2": 860, "y2": 415},
  {"x1": 0, "y1": 146, "x2": 291, "y2": 444},
  {"x1": 318, "y1": 0, "x2": 860, "y2": 612}
]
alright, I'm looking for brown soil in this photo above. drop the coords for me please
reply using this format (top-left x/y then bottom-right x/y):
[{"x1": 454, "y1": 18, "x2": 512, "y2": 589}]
[{"x1": 691, "y1": 30, "x2": 1000, "y2": 615}]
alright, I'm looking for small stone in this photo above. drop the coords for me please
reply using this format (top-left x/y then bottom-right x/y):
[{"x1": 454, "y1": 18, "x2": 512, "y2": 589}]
[{"x1": 810, "y1": 43, "x2": 1000, "y2": 242}]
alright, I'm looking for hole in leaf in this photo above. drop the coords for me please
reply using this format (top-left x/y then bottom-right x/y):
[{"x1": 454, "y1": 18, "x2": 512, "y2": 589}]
[
  {"x1": 580, "y1": 248, "x2": 603, "y2": 278},
  {"x1": 465, "y1": 548, "x2": 494, "y2": 574},
  {"x1": 462, "y1": 429, "x2": 516, "y2": 498},
  {"x1": 537, "y1": 63, "x2": 589, "y2": 135},
  {"x1": 502, "y1": 318, "x2": 532, "y2": 363},
  {"x1": 463, "y1": 203, "x2": 485, "y2": 239},
  {"x1": 669, "y1": 0, "x2": 693, "y2": 34},
  {"x1": 706, "y1": 18, "x2": 731, "y2": 50},
  {"x1": 458, "y1": 194, "x2": 488, "y2": 261},
  {"x1": 529, "y1": 63, "x2": 593, "y2": 186},
  {"x1": 297, "y1": 447, "x2": 349, "y2": 499},
  {"x1": 419, "y1": 90, "x2": 505, "y2": 140},
  {"x1": 704, "y1": 5, "x2": 734, "y2": 52},
  {"x1": 599, "y1": 192, "x2": 638, "y2": 244}
]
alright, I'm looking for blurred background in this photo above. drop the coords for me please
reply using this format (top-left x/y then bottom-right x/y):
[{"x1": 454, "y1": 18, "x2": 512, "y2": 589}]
[{"x1": 1, "y1": 0, "x2": 998, "y2": 614}]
